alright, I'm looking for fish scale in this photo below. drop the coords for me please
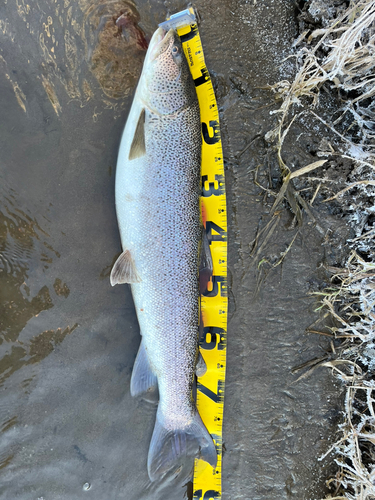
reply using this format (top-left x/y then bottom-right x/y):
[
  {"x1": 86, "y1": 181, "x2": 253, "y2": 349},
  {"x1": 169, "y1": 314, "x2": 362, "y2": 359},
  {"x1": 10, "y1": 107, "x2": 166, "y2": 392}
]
[
  {"x1": 111, "y1": 26, "x2": 217, "y2": 482},
  {"x1": 133, "y1": 103, "x2": 201, "y2": 414}
]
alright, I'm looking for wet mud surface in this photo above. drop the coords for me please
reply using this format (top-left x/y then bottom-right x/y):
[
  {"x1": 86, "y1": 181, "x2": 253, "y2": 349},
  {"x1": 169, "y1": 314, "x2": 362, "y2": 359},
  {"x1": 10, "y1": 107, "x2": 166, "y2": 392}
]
[{"x1": 0, "y1": 0, "x2": 352, "y2": 499}]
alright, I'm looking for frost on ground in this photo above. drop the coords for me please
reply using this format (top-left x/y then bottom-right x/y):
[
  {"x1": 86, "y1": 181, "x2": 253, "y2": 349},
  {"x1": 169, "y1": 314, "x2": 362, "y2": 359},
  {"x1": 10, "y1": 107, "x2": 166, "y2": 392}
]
[
  {"x1": 316, "y1": 253, "x2": 375, "y2": 499},
  {"x1": 264, "y1": 1, "x2": 375, "y2": 498}
]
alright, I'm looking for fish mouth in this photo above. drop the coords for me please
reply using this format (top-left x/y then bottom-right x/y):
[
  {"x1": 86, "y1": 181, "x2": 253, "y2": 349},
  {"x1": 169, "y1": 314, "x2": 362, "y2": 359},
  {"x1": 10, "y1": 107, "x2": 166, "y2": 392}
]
[{"x1": 147, "y1": 27, "x2": 175, "y2": 62}]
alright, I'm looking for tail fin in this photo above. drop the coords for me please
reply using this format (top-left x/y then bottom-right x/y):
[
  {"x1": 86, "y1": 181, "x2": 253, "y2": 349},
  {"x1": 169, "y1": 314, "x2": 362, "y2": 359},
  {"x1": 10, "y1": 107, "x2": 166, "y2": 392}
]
[{"x1": 147, "y1": 409, "x2": 217, "y2": 482}]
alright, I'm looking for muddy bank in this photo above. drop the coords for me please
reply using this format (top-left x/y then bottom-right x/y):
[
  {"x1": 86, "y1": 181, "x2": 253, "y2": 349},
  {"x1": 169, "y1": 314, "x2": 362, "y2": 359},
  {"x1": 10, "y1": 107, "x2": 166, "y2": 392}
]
[{"x1": 0, "y1": 0, "x2": 352, "y2": 498}]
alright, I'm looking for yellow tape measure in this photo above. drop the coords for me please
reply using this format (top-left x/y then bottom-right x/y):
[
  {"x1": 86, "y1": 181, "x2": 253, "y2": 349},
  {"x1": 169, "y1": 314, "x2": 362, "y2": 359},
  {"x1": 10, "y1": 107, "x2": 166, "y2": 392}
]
[{"x1": 162, "y1": 10, "x2": 228, "y2": 499}]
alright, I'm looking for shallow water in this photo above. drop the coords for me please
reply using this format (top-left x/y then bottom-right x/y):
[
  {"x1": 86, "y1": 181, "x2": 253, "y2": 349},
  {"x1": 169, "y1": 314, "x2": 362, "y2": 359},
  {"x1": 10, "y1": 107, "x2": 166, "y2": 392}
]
[{"x1": 0, "y1": 0, "x2": 350, "y2": 499}]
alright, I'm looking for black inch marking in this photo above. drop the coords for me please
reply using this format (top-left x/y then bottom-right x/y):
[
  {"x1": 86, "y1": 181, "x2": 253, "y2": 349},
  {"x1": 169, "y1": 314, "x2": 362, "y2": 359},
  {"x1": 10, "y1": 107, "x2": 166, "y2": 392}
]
[
  {"x1": 202, "y1": 120, "x2": 220, "y2": 145},
  {"x1": 180, "y1": 23, "x2": 199, "y2": 42},
  {"x1": 202, "y1": 174, "x2": 225, "y2": 197},
  {"x1": 204, "y1": 492, "x2": 221, "y2": 500},
  {"x1": 197, "y1": 379, "x2": 225, "y2": 404},
  {"x1": 193, "y1": 490, "x2": 221, "y2": 500},
  {"x1": 206, "y1": 221, "x2": 227, "y2": 244},
  {"x1": 194, "y1": 68, "x2": 211, "y2": 87},
  {"x1": 200, "y1": 326, "x2": 226, "y2": 351},
  {"x1": 193, "y1": 491, "x2": 221, "y2": 500}
]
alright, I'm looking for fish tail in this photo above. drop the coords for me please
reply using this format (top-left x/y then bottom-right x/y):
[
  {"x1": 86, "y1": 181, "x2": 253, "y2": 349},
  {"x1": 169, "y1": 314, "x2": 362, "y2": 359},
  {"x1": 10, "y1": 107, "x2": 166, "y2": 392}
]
[{"x1": 147, "y1": 409, "x2": 217, "y2": 482}]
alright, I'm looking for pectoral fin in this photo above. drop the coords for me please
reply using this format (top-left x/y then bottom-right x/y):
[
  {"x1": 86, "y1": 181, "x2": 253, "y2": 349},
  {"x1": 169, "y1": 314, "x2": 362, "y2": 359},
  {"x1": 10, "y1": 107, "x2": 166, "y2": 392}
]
[
  {"x1": 129, "y1": 108, "x2": 146, "y2": 160},
  {"x1": 110, "y1": 249, "x2": 141, "y2": 286}
]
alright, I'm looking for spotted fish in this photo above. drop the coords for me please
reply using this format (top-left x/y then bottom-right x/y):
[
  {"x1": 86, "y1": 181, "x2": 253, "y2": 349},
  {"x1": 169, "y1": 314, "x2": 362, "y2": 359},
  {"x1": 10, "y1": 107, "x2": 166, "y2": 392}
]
[{"x1": 110, "y1": 27, "x2": 217, "y2": 481}]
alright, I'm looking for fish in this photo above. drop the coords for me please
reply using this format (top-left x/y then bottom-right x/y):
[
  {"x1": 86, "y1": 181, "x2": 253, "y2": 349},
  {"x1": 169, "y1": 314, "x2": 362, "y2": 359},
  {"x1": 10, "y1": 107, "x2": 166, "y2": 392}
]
[{"x1": 110, "y1": 26, "x2": 217, "y2": 481}]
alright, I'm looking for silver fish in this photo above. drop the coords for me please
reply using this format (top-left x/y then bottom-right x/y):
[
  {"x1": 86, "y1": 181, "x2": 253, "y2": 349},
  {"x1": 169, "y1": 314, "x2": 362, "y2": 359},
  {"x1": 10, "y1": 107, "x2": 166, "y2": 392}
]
[{"x1": 110, "y1": 27, "x2": 217, "y2": 481}]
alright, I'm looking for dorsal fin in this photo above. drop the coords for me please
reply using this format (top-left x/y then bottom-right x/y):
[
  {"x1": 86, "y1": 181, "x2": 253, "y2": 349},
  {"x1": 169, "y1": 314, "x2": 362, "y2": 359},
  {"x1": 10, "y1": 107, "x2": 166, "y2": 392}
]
[
  {"x1": 110, "y1": 249, "x2": 141, "y2": 286},
  {"x1": 129, "y1": 108, "x2": 146, "y2": 160}
]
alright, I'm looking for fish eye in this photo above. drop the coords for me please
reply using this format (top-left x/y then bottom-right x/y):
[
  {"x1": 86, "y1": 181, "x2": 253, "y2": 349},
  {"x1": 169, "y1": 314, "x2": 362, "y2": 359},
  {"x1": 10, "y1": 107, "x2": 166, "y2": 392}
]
[{"x1": 171, "y1": 45, "x2": 180, "y2": 56}]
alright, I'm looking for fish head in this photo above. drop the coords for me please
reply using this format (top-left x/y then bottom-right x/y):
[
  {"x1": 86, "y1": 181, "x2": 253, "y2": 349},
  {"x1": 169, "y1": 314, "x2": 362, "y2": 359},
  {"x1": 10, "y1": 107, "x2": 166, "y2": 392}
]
[{"x1": 140, "y1": 27, "x2": 196, "y2": 115}]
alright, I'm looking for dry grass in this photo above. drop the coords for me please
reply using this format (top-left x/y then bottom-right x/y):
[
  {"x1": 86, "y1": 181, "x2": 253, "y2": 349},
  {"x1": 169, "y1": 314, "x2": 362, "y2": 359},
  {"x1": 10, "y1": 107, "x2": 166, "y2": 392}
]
[
  {"x1": 266, "y1": 0, "x2": 375, "y2": 176},
  {"x1": 314, "y1": 253, "x2": 375, "y2": 500},
  {"x1": 263, "y1": 1, "x2": 375, "y2": 498}
]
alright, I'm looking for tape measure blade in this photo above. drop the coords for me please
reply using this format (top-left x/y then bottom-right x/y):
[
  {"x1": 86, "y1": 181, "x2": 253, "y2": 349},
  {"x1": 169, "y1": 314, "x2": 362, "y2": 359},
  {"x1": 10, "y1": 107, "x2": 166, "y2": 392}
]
[{"x1": 177, "y1": 18, "x2": 227, "y2": 500}]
